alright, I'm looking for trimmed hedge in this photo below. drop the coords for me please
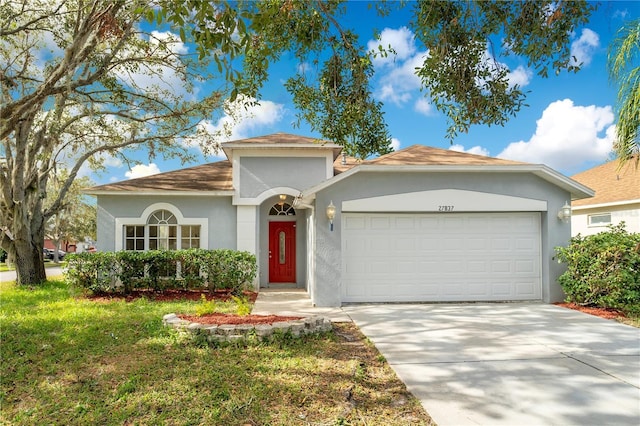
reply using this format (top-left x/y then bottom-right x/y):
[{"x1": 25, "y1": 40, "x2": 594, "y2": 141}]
[
  {"x1": 65, "y1": 249, "x2": 257, "y2": 295},
  {"x1": 555, "y1": 224, "x2": 640, "y2": 311}
]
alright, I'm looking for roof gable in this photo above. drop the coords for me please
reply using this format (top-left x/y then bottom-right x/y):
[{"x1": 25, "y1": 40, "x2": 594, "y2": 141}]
[{"x1": 571, "y1": 158, "x2": 639, "y2": 207}]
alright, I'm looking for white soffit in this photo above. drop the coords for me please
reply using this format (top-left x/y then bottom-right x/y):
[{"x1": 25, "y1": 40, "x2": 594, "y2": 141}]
[{"x1": 342, "y1": 189, "x2": 548, "y2": 212}]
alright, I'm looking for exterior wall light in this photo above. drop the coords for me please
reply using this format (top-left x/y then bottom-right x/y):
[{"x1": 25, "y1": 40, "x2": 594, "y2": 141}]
[
  {"x1": 326, "y1": 201, "x2": 336, "y2": 231},
  {"x1": 557, "y1": 201, "x2": 571, "y2": 223},
  {"x1": 278, "y1": 194, "x2": 286, "y2": 205}
]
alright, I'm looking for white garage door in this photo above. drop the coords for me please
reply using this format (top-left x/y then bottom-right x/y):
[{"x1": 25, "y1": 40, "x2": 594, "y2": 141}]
[{"x1": 342, "y1": 213, "x2": 541, "y2": 302}]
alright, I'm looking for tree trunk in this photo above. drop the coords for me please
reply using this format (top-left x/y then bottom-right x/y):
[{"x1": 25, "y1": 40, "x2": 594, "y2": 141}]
[
  {"x1": 14, "y1": 239, "x2": 46, "y2": 286},
  {"x1": 10, "y1": 191, "x2": 48, "y2": 285}
]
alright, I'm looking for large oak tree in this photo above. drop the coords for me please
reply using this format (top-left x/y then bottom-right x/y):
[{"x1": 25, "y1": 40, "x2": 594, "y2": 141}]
[
  {"x1": 2, "y1": 0, "x2": 595, "y2": 285},
  {"x1": 1, "y1": 0, "x2": 223, "y2": 284}
]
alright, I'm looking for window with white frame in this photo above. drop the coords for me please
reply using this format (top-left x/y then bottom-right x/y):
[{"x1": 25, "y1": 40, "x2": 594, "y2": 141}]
[
  {"x1": 269, "y1": 202, "x2": 296, "y2": 216},
  {"x1": 125, "y1": 225, "x2": 145, "y2": 251},
  {"x1": 588, "y1": 213, "x2": 611, "y2": 227},
  {"x1": 123, "y1": 209, "x2": 201, "y2": 251}
]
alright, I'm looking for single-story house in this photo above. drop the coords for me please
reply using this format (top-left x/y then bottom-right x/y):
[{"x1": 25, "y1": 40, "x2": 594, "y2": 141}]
[
  {"x1": 86, "y1": 133, "x2": 594, "y2": 307},
  {"x1": 571, "y1": 157, "x2": 640, "y2": 236}
]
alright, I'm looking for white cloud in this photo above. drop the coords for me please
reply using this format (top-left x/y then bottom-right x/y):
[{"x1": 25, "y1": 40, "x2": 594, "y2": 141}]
[
  {"x1": 376, "y1": 52, "x2": 426, "y2": 105},
  {"x1": 390, "y1": 138, "x2": 401, "y2": 151},
  {"x1": 297, "y1": 62, "x2": 311, "y2": 74},
  {"x1": 571, "y1": 29, "x2": 599, "y2": 66},
  {"x1": 368, "y1": 27, "x2": 416, "y2": 67},
  {"x1": 498, "y1": 99, "x2": 614, "y2": 171},
  {"x1": 414, "y1": 98, "x2": 435, "y2": 116},
  {"x1": 449, "y1": 144, "x2": 490, "y2": 157},
  {"x1": 184, "y1": 95, "x2": 284, "y2": 154},
  {"x1": 114, "y1": 30, "x2": 193, "y2": 97},
  {"x1": 507, "y1": 65, "x2": 533, "y2": 88},
  {"x1": 77, "y1": 152, "x2": 123, "y2": 178},
  {"x1": 125, "y1": 163, "x2": 161, "y2": 179}
]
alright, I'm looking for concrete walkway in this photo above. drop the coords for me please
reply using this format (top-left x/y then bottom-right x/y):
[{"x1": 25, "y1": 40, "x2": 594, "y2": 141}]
[
  {"x1": 251, "y1": 290, "x2": 640, "y2": 425},
  {"x1": 252, "y1": 288, "x2": 352, "y2": 322}
]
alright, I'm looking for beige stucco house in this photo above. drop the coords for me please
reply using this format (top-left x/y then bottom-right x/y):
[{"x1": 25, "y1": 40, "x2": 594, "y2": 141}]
[{"x1": 571, "y1": 158, "x2": 639, "y2": 236}]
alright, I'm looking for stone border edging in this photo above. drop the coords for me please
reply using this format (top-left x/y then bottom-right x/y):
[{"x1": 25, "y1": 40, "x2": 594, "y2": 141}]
[{"x1": 163, "y1": 313, "x2": 333, "y2": 343}]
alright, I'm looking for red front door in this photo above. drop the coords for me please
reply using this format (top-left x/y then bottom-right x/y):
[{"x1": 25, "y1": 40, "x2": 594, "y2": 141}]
[{"x1": 269, "y1": 221, "x2": 296, "y2": 283}]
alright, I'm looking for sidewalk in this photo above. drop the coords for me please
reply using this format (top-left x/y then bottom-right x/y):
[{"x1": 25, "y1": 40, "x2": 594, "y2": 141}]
[{"x1": 251, "y1": 288, "x2": 352, "y2": 322}]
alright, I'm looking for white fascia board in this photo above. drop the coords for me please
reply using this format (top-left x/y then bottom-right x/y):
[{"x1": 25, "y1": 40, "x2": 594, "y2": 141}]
[
  {"x1": 83, "y1": 190, "x2": 233, "y2": 197},
  {"x1": 300, "y1": 164, "x2": 595, "y2": 201},
  {"x1": 343, "y1": 189, "x2": 547, "y2": 212},
  {"x1": 528, "y1": 165, "x2": 594, "y2": 200},
  {"x1": 571, "y1": 199, "x2": 640, "y2": 211}
]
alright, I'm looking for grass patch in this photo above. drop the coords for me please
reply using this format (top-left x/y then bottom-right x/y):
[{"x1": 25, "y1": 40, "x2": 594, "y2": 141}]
[
  {"x1": 0, "y1": 261, "x2": 66, "y2": 272},
  {"x1": 0, "y1": 280, "x2": 433, "y2": 425},
  {"x1": 618, "y1": 306, "x2": 640, "y2": 328}
]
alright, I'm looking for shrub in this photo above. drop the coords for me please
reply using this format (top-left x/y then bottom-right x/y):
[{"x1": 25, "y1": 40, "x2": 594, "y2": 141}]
[
  {"x1": 555, "y1": 223, "x2": 640, "y2": 310},
  {"x1": 203, "y1": 249, "x2": 257, "y2": 295},
  {"x1": 195, "y1": 294, "x2": 218, "y2": 316},
  {"x1": 232, "y1": 295, "x2": 252, "y2": 316},
  {"x1": 65, "y1": 249, "x2": 257, "y2": 295},
  {"x1": 64, "y1": 252, "x2": 119, "y2": 293}
]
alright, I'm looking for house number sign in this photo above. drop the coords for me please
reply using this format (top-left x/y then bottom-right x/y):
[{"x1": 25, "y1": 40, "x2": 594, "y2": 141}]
[{"x1": 438, "y1": 205, "x2": 455, "y2": 212}]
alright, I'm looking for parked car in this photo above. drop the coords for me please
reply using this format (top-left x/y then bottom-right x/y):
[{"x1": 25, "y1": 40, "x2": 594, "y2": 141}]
[{"x1": 43, "y1": 248, "x2": 65, "y2": 261}]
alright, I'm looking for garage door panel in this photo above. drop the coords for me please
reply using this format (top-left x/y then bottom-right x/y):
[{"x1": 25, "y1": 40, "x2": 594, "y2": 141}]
[
  {"x1": 342, "y1": 212, "x2": 541, "y2": 303},
  {"x1": 490, "y1": 260, "x2": 512, "y2": 273},
  {"x1": 515, "y1": 260, "x2": 535, "y2": 273},
  {"x1": 344, "y1": 216, "x2": 366, "y2": 230},
  {"x1": 370, "y1": 217, "x2": 391, "y2": 229},
  {"x1": 395, "y1": 238, "x2": 416, "y2": 251}
]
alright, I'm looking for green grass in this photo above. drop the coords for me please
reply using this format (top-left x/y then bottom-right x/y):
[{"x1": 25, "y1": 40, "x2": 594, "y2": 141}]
[
  {"x1": 0, "y1": 261, "x2": 66, "y2": 272},
  {"x1": 0, "y1": 280, "x2": 432, "y2": 425}
]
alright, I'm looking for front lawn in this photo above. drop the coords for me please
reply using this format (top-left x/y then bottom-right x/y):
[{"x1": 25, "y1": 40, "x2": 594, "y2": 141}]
[
  {"x1": 0, "y1": 280, "x2": 433, "y2": 425},
  {"x1": 0, "y1": 261, "x2": 66, "y2": 272}
]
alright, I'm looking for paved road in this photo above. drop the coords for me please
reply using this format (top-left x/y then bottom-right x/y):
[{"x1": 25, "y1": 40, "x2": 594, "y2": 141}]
[
  {"x1": 344, "y1": 303, "x2": 640, "y2": 426},
  {"x1": 0, "y1": 266, "x2": 65, "y2": 283}
]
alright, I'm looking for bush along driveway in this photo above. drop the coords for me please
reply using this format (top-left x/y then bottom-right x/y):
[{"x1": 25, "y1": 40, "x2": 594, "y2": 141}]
[{"x1": 345, "y1": 302, "x2": 640, "y2": 426}]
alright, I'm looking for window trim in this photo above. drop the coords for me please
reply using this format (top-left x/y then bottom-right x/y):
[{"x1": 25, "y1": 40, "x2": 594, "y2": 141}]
[
  {"x1": 587, "y1": 213, "x2": 612, "y2": 227},
  {"x1": 116, "y1": 203, "x2": 208, "y2": 251}
]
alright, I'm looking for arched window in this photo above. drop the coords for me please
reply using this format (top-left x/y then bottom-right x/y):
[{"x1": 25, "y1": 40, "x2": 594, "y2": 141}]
[
  {"x1": 148, "y1": 210, "x2": 178, "y2": 250},
  {"x1": 124, "y1": 209, "x2": 200, "y2": 251},
  {"x1": 269, "y1": 202, "x2": 296, "y2": 216}
]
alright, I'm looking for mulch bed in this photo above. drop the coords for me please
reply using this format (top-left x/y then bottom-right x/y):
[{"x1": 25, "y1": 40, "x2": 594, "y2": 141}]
[
  {"x1": 555, "y1": 302, "x2": 626, "y2": 320},
  {"x1": 177, "y1": 312, "x2": 303, "y2": 325}
]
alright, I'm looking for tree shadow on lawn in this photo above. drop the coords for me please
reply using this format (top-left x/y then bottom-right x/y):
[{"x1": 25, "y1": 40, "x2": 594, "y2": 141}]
[{"x1": 1, "y1": 283, "x2": 432, "y2": 425}]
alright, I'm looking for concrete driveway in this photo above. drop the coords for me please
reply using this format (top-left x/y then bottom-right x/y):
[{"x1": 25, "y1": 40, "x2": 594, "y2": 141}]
[{"x1": 343, "y1": 303, "x2": 640, "y2": 426}]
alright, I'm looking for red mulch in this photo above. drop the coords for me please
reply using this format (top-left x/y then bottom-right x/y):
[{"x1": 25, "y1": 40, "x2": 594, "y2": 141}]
[
  {"x1": 555, "y1": 302, "x2": 626, "y2": 320},
  {"x1": 177, "y1": 313, "x2": 303, "y2": 325},
  {"x1": 86, "y1": 289, "x2": 258, "y2": 303}
]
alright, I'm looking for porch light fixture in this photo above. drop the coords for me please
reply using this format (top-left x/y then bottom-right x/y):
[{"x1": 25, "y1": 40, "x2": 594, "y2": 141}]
[
  {"x1": 557, "y1": 201, "x2": 571, "y2": 223},
  {"x1": 326, "y1": 201, "x2": 336, "y2": 231},
  {"x1": 278, "y1": 194, "x2": 286, "y2": 205}
]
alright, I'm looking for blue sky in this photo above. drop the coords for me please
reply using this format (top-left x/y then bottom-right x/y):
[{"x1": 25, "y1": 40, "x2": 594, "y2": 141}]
[{"x1": 91, "y1": 1, "x2": 640, "y2": 185}]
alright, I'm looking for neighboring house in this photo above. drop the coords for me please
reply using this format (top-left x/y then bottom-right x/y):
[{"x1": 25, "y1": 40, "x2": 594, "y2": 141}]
[
  {"x1": 86, "y1": 133, "x2": 594, "y2": 307},
  {"x1": 571, "y1": 158, "x2": 640, "y2": 236}
]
